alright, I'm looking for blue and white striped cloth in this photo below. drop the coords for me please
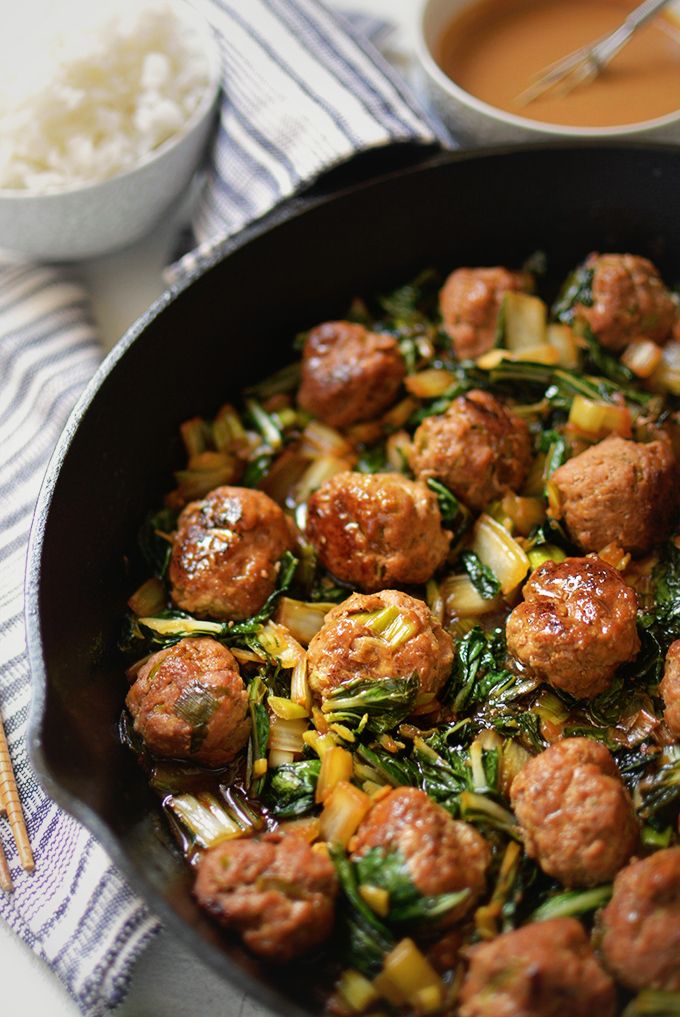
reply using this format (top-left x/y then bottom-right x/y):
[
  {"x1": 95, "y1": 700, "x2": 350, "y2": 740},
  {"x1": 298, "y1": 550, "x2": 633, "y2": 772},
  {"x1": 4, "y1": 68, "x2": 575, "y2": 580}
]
[{"x1": 0, "y1": 3, "x2": 445, "y2": 1015}]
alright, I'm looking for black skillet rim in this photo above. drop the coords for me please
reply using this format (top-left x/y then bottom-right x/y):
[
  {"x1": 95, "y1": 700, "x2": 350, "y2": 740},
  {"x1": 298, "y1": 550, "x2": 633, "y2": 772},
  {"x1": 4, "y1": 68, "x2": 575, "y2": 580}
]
[{"x1": 23, "y1": 141, "x2": 680, "y2": 1013}]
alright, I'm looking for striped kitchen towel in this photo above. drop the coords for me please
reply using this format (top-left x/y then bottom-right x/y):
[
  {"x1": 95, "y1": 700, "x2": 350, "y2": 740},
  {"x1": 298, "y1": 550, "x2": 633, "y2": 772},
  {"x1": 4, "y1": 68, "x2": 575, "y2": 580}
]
[
  {"x1": 0, "y1": 3, "x2": 445, "y2": 1016},
  {"x1": 173, "y1": 0, "x2": 449, "y2": 277}
]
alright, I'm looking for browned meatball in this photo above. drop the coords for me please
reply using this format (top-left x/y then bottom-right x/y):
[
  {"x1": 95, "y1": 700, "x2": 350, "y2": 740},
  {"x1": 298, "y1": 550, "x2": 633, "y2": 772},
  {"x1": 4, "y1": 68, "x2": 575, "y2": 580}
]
[
  {"x1": 505, "y1": 557, "x2": 640, "y2": 699},
  {"x1": 169, "y1": 485, "x2": 293, "y2": 620},
  {"x1": 125, "y1": 637, "x2": 250, "y2": 767},
  {"x1": 351, "y1": 787, "x2": 490, "y2": 925},
  {"x1": 194, "y1": 832, "x2": 337, "y2": 961},
  {"x1": 600, "y1": 847, "x2": 680, "y2": 992},
  {"x1": 660, "y1": 640, "x2": 680, "y2": 738},
  {"x1": 440, "y1": 266, "x2": 533, "y2": 360},
  {"x1": 510, "y1": 738, "x2": 639, "y2": 887},
  {"x1": 409, "y1": 390, "x2": 532, "y2": 512},
  {"x1": 573, "y1": 253, "x2": 678, "y2": 351},
  {"x1": 307, "y1": 589, "x2": 453, "y2": 704},
  {"x1": 305, "y1": 471, "x2": 450, "y2": 591},
  {"x1": 297, "y1": 321, "x2": 405, "y2": 430},
  {"x1": 551, "y1": 435, "x2": 678, "y2": 555},
  {"x1": 459, "y1": 918, "x2": 616, "y2": 1017}
]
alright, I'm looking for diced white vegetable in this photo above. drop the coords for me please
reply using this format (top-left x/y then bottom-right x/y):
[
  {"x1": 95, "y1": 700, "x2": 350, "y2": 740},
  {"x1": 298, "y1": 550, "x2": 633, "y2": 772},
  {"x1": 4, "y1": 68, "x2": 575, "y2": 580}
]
[
  {"x1": 547, "y1": 323, "x2": 580, "y2": 369},
  {"x1": 471, "y1": 514, "x2": 529, "y2": 595},
  {"x1": 318, "y1": 781, "x2": 371, "y2": 845},
  {"x1": 294, "y1": 455, "x2": 349, "y2": 502},
  {"x1": 650, "y1": 340, "x2": 680, "y2": 395},
  {"x1": 276, "y1": 597, "x2": 332, "y2": 645},
  {"x1": 621, "y1": 338, "x2": 663, "y2": 378},
  {"x1": 568, "y1": 395, "x2": 631, "y2": 437},
  {"x1": 502, "y1": 292, "x2": 547, "y2": 351},
  {"x1": 441, "y1": 574, "x2": 501, "y2": 617}
]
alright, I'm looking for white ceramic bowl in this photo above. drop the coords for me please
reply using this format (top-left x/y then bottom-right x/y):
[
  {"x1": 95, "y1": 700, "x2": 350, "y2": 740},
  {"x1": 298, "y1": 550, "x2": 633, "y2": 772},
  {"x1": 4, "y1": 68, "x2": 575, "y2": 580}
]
[
  {"x1": 416, "y1": 0, "x2": 680, "y2": 147},
  {"x1": 0, "y1": 2, "x2": 221, "y2": 261}
]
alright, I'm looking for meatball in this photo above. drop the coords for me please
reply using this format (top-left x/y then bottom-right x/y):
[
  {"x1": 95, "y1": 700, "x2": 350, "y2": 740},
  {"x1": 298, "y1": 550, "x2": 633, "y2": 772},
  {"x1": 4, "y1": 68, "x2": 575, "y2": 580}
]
[
  {"x1": 505, "y1": 556, "x2": 640, "y2": 699},
  {"x1": 194, "y1": 832, "x2": 337, "y2": 961},
  {"x1": 573, "y1": 253, "x2": 678, "y2": 351},
  {"x1": 660, "y1": 640, "x2": 680, "y2": 738},
  {"x1": 440, "y1": 266, "x2": 533, "y2": 360},
  {"x1": 551, "y1": 435, "x2": 678, "y2": 555},
  {"x1": 510, "y1": 738, "x2": 639, "y2": 887},
  {"x1": 169, "y1": 485, "x2": 293, "y2": 620},
  {"x1": 305, "y1": 471, "x2": 450, "y2": 591},
  {"x1": 459, "y1": 918, "x2": 616, "y2": 1017},
  {"x1": 600, "y1": 847, "x2": 680, "y2": 992},
  {"x1": 351, "y1": 787, "x2": 490, "y2": 925},
  {"x1": 409, "y1": 390, "x2": 532, "y2": 512},
  {"x1": 297, "y1": 321, "x2": 405, "y2": 430},
  {"x1": 307, "y1": 589, "x2": 453, "y2": 704},
  {"x1": 125, "y1": 637, "x2": 249, "y2": 767}
]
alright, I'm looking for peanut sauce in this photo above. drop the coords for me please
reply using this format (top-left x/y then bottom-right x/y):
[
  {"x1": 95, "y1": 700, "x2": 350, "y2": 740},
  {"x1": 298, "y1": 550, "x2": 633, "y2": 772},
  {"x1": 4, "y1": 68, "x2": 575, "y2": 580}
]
[{"x1": 436, "y1": 0, "x2": 680, "y2": 128}]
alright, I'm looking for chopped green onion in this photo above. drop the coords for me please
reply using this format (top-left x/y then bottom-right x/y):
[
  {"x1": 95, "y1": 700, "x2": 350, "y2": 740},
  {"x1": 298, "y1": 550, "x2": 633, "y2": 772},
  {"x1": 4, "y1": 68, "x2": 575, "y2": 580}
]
[
  {"x1": 139, "y1": 614, "x2": 224, "y2": 638},
  {"x1": 528, "y1": 544, "x2": 566, "y2": 570},
  {"x1": 245, "y1": 397, "x2": 282, "y2": 450},
  {"x1": 174, "y1": 682, "x2": 220, "y2": 752},
  {"x1": 350, "y1": 606, "x2": 417, "y2": 647},
  {"x1": 247, "y1": 675, "x2": 269, "y2": 796}
]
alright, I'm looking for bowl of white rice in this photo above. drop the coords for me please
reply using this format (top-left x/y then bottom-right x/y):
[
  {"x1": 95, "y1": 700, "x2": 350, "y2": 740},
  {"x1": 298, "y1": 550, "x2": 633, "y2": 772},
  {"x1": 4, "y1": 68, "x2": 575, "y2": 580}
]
[{"x1": 0, "y1": 0, "x2": 221, "y2": 260}]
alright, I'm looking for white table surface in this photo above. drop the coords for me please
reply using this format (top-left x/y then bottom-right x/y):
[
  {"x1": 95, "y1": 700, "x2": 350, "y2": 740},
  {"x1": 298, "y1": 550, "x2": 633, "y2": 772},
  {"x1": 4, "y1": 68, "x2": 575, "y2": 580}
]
[{"x1": 0, "y1": 1, "x2": 421, "y2": 1013}]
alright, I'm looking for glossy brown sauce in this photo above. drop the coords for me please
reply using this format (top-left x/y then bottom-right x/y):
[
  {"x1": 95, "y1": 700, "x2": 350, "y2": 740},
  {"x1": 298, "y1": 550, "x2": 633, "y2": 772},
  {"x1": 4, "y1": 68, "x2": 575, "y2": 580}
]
[{"x1": 436, "y1": 0, "x2": 680, "y2": 127}]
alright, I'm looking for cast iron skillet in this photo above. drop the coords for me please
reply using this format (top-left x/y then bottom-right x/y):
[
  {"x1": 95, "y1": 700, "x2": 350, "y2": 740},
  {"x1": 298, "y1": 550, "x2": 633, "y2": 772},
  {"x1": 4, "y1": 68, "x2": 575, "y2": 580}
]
[{"x1": 26, "y1": 145, "x2": 680, "y2": 1015}]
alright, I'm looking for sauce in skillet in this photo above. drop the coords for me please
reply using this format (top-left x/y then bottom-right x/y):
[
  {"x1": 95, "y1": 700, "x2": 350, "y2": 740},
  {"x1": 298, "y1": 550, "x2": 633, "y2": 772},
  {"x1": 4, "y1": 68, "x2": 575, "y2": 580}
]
[{"x1": 436, "y1": 0, "x2": 680, "y2": 128}]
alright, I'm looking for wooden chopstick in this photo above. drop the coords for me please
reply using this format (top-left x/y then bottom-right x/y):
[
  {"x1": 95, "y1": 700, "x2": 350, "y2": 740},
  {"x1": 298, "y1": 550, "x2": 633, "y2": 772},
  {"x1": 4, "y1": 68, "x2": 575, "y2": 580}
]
[
  {"x1": 0, "y1": 839, "x2": 12, "y2": 892},
  {"x1": 0, "y1": 715, "x2": 34, "y2": 877}
]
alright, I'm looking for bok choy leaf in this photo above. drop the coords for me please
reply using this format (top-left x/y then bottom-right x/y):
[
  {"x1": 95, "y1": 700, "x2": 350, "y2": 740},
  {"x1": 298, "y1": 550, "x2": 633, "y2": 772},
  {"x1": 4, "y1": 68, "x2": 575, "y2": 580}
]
[
  {"x1": 354, "y1": 847, "x2": 470, "y2": 926},
  {"x1": 322, "y1": 674, "x2": 419, "y2": 735}
]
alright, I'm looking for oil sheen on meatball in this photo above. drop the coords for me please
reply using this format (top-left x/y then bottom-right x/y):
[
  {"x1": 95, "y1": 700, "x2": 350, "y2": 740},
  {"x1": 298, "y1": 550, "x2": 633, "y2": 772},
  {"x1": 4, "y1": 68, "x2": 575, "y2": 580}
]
[
  {"x1": 194, "y1": 832, "x2": 338, "y2": 961},
  {"x1": 351, "y1": 787, "x2": 490, "y2": 926},
  {"x1": 169, "y1": 485, "x2": 293, "y2": 620},
  {"x1": 307, "y1": 589, "x2": 453, "y2": 704},
  {"x1": 409, "y1": 389, "x2": 533, "y2": 512},
  {"x1": 660, "y1": 640, "x2": 680, "y2": 738},
  {"x1": 126, "y1": 637, "x2": 250, "y2": 767},
  {"x1": 600, "y1": 847, "x2": 680, "y2": 992},
  {"x1": 305, "y1": 471, "x2": 450, "y2": 591},
  {"x1": 573, "y1": 253, "x2": 679, "y2": 351},
  {"x1": 551, "y1": 435, "x2": 678, "y2": 555},
  {"x1": 505, "y1": 557, "x2": 640, "y2": 699},
  {"x1": 459, "y1": 918, "x2": 616, "y2": 1017},
  {"x1": 297, "y1": 320, "x2": 405, "y2": 430},
  {"x1": 440, "y1": 266, "x2": 533, "y2": 360},
  {"x1": 510, "y1": 738, "x2": 639, "y2": 887}
]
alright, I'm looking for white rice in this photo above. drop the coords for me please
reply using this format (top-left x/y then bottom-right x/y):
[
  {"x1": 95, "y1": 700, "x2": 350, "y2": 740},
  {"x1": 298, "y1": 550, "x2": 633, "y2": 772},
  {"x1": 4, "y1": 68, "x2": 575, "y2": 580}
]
[{"x1": 0, "y1": 0, "x2": 213, "y2": 193}]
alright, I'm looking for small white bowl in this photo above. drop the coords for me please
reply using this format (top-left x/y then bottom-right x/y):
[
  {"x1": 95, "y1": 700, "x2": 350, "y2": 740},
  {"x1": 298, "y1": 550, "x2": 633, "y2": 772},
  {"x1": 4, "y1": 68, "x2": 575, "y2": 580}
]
[
  {"x1": 416, "y1": 0, "x2": 680, "y2": 147},
  {"x1": 0, "y1": 2, "x2": 221, "y2": 261}
]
